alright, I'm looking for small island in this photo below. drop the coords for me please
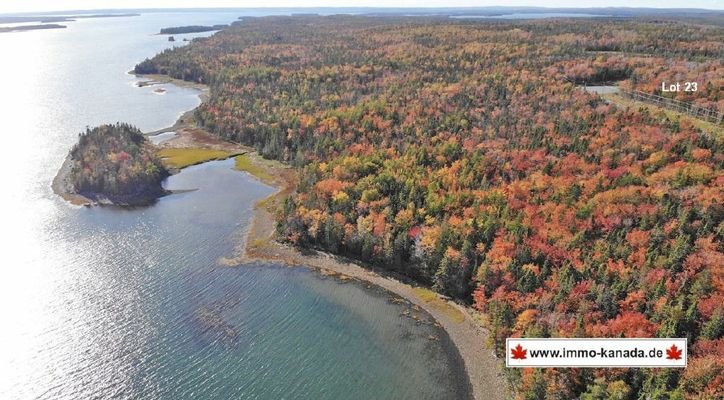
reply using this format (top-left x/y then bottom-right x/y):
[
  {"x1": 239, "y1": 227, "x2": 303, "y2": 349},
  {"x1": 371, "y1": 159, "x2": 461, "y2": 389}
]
[
  {"x1": 159, "y1": 24, "x2": 227, "y2": 35},
  {"x1": 55, "y1": 123, "x2": 169, "y2": 206}
]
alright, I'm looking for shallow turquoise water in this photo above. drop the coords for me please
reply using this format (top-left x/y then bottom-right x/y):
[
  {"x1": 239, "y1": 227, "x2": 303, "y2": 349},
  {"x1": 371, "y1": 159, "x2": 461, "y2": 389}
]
[{"x1": 0, "y1": 11, "x2": 470, "y2": 399}]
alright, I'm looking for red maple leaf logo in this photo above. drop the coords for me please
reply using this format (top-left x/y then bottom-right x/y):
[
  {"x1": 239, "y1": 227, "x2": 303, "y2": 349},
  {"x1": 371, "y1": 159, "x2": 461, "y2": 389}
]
[
  {"x1": 666, "y1": 344, "x2": 682, "y2": 360},
  {"x1": 511, "y1": 344, "x2": 527, "y2": 360}
]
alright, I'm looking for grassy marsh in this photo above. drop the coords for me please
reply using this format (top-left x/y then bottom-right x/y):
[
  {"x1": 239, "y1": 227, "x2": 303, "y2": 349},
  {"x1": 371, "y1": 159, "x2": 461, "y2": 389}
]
[
  {"x1": 234, "y1": 154, "x2": 275, "y2": 185},
  {"x1": 157, "y1": 148, "x2": 232, "y2": 169}
]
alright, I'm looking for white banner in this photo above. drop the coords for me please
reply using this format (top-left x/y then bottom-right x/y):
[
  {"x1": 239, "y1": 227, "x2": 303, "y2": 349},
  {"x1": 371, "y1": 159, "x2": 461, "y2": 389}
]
[{"x1": 506, "y1": 338, "x2": 687, "y2": 368}]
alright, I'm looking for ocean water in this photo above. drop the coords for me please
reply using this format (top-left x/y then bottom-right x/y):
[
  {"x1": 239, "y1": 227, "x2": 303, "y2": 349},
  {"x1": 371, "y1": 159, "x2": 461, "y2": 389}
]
[{"x1": 0, "y1": 11, "x2": 470, "y2": 400}]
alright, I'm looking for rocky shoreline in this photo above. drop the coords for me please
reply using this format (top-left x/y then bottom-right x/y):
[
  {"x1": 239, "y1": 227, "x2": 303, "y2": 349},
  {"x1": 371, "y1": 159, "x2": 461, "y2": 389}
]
[{"x1": 52, "y1": 154, "x2": 93, "y2": 206}]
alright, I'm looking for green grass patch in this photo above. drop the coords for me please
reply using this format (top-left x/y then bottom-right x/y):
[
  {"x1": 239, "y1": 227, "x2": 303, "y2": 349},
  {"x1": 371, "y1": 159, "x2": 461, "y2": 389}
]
[
  {"x1": 234, "y1": 154, "x2": 275, "y2": 184},
  {"x1": 157, "y1": 148, "x2": 231, "y2": 169},
  {"x1": 412, "y1": 287, "x2": 465, "y2": 323}
]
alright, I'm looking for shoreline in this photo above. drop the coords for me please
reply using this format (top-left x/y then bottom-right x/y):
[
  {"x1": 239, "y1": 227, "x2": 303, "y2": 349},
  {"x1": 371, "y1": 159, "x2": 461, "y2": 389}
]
[
  {"x1": 54, "y1": 72, "x2": 507, "y2": 399},
  {"x1": 227, "y1": 161, "x2": 507, "y2": 400},
  {"x1": 51, "y1": 153, "x2": 94, "y2": 206}
]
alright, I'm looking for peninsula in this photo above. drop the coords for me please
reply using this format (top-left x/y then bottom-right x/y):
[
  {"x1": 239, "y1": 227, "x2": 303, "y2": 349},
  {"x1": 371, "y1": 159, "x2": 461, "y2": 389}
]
[
  {"x1": 0, "y1": 24, "x2": 66, "y2": 33},
  {"x1": 55, "y1": 123, "x2": 169, "y2": 206}
]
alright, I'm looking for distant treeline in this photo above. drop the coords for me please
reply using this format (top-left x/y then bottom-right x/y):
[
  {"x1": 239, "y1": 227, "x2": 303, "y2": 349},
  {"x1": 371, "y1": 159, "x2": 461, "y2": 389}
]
[
  {"x1": 0, "y1": 24, "x2": 66, "y2": 33},
  {"x1": 160, "y1": 25, "x2": 227, "y2": 35},
  {"x1": 0, "y1": 14, "x2": 139, "y2": 24}
]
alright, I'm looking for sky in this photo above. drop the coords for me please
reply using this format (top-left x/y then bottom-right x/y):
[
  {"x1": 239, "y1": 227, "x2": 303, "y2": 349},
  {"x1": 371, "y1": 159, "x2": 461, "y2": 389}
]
[{"x1": 0, "y1": 0, "x2": 722, "y2": 14}]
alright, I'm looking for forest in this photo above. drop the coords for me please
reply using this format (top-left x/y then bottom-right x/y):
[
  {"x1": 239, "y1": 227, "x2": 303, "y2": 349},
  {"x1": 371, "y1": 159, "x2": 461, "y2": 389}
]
[
  {"x1": 136, "y1": 16, "x2": 723, "y2": 399},
  {"x1": 69, "y1": 123, "x2": 168, "y2": 204}
]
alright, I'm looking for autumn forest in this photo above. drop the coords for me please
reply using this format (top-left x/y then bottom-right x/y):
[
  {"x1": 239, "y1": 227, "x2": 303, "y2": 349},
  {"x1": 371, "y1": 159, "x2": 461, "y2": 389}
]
[
  {"x1": 69, "y1": 123, "x2": 168, "y2": 204},
  {"x1": 136, "y1": 15, "x2": 722, "y2": 399}
]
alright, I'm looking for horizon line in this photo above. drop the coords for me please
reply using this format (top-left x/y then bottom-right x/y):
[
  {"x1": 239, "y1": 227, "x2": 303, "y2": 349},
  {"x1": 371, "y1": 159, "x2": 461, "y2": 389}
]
[{"x1": 3, "y1": 5, "x2": 724, "y2": 17}]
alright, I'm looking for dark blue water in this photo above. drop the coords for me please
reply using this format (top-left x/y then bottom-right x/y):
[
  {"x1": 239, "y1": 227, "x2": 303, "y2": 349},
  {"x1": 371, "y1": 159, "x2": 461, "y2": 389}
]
[{"x1": 0, "y1": 11, "x2": 470, "y2": 400}]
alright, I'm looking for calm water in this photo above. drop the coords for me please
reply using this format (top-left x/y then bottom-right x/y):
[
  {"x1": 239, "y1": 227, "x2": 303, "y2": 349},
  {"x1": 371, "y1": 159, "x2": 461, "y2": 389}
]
[{"x1": 0, "y1": 11, "x2": 469, "y2": 400}]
